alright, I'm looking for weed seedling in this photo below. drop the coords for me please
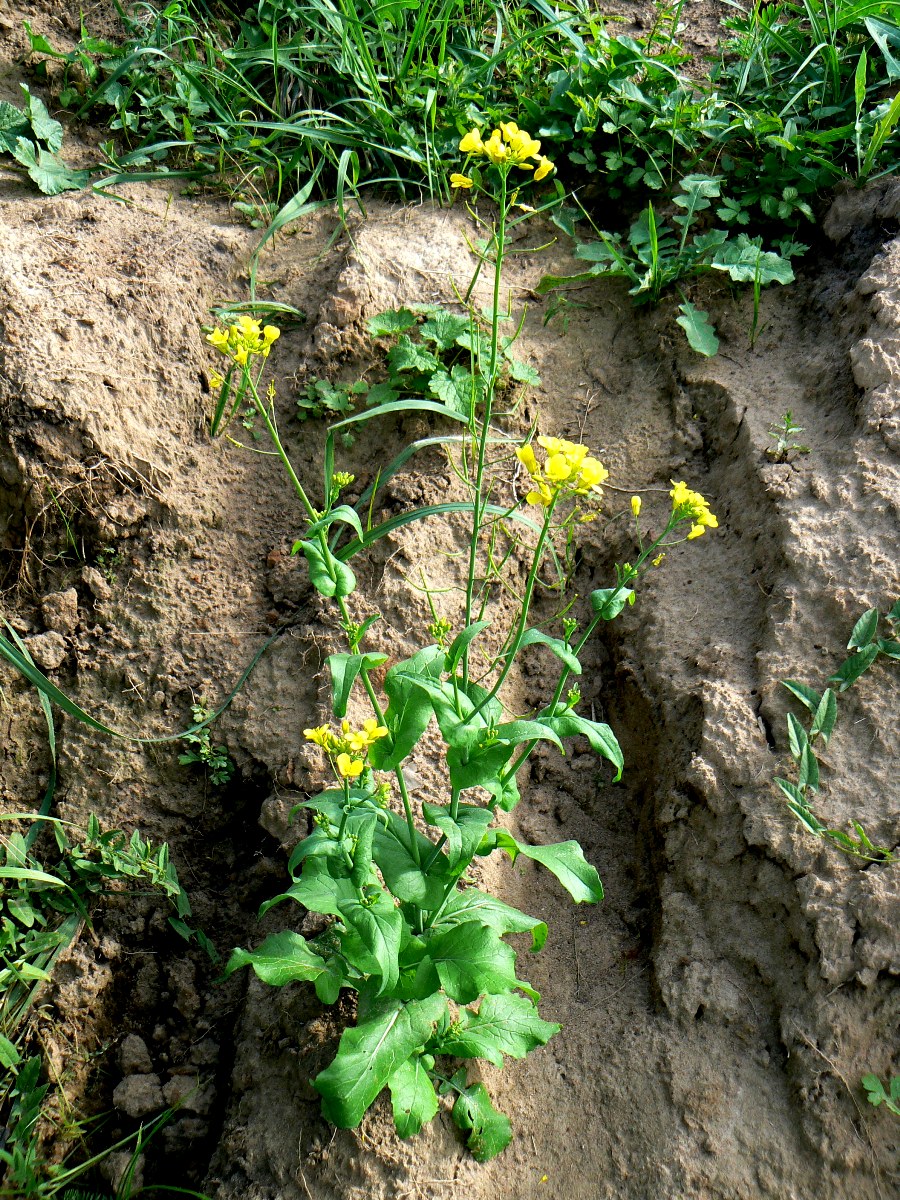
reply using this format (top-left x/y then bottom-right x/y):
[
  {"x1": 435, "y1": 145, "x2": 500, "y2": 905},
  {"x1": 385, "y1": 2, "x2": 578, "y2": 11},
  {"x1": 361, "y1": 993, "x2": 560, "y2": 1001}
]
[
  {"x1": 178, "y1": 699, "x2": 234, "y2": 788},
  {"x1": 767, "y1": 411, "x2": 810, "y2": 461}
]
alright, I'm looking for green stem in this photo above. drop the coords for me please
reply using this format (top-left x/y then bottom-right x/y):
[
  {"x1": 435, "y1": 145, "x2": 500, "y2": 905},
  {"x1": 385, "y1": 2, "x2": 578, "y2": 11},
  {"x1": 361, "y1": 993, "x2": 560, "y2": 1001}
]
[
  {"x1": 463, "y1": 169, "x2": 509, "y2": 686},
  {"x1": 247, "y1": 380, "x2": 318, "y2": 521}
]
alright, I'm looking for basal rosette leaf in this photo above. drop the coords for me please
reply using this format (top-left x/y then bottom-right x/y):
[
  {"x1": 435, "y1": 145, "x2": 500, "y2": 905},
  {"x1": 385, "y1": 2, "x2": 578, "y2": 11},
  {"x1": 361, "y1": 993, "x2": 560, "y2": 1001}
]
[
  {"x1": 387, "y1": 1055, "x2": 440, "y2": 1138},
  {"x1": 313, "y1": 993, "x2": 447, "y2": 1128},
  {"x1": 425, "y1": 920, "x2": 518, "y2": 1004},
  {"x1": 433, "y1": 993, "x2": 560, "y2": 1067}
]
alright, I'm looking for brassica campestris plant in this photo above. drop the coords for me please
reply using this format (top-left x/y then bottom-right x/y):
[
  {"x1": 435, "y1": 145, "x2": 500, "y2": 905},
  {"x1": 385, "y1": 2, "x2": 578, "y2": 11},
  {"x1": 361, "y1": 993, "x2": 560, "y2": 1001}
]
[{"x1": 212, "y1": 121, "x2": 718, "y2": 1161}]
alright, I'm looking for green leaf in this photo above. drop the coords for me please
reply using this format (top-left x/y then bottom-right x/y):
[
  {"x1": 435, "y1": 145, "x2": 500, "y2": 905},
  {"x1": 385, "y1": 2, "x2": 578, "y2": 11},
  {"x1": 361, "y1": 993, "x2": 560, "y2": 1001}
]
[
  {"x1": 519, "y1": 628, "x2": 582, "y2": 675},
  {"x1": 366, "y1": 381, "x2": 400, "y2": 406},
  {"x1": 887, "y1": 599, "x2": 900, "y2": 624},
  {"x1": 0, "y1": 1034, "x2": 21, "y2": 1068},
  {"x1": 423, "y1": 802, "x2": 494, "y2": 871},
  {"x1": 676, "y1": 302, "x2": 719, "y2": 356},
  {"x1": 419, "y1": 310, "x2": 471, "y2": 350},
  {"x1": 11, "y1": 137, "x2": 90, "y2": 195},
  {"x1": 862, "y1": 1074, "x2": 885, "y2": 1105},
  {"x1": 488, "y1": 832, "x2": 604, "y2": 904},
  {"x1": 306, "y1": 504, "x2": 364, "y2": 542},
  {"x1": 372, "y1": 821, "x2": 448, "y2": 908},
  {"x1": 828, "y1": 644, "x2": 880, "y2": 691},
  {"x1": 505, "y1": 355, "x2": 541, "y2": 386},
  {"x1": 712, "y1": 235, "x2": 794, "y2": 286},
  {"x1": 327, "y1": 652, "x2": 388, "y2": 718},
  {"x1": 435, "y1": 993, "x2": 560, "y2": 1067},
  {"x1": 366, "y1": 307, "x2": 417, "y2": 337},
  {"x1": 450, "y1": 1081, "x2": 512, "y2": 1162},
  {"x1": 425, "y1": 921, "x2": 518, "y2": 1004},
  {"x1": 0, "y1": 100, "x2": 28, "y2": 153},
  {"x1": 20, "y1": 84, "x2": 63, "y2": 150},
  {"x1": 388, "y1": 335, "x2": 440, "y2": 376},
  {"x1": 369, "y1": 646, "x2": 443, "y2": 770},
  {"x1": 433, "y1": 887, "x2": 548, "y2": 952},
  {"x1": 809, "y1": 689, "x2": 838, "y2": 745},
  {"x1": 590, "y1": 587, "x2": 633, "y2": 621},
  {"x1": 222, "y1": 931, "x2": 328, "y2": 986},
  {"x1": 259, "y1": 861, "x2": 359, "y2": 919},
  {"x1": 295, "y1": 539, "x2": 356, "y2": 598},
  {"x1": 878, "y1": 638, "x2": 900, "y2": 660},
  {"x1": 445, "y1": 620, "x2": 491, "y2": 674},
  {"x1": 544, "y1": 709, "x2": 624, "y2": 781},
  {"x1": 781, "y1": 679, "x2": 821, "y2": 712},
  {"x1": 339, "y1": 893, "x2": 404, "y2": 996},
  {"x1": 313, "y1": 993, "x2": 446, "y2": 1128},
  {"x1": 387, "y1": 1055, "x2": 439, "y2": 1138},
  {"x1": 428, "y1": 365, "x2": 483, "y2": 415},
  {"x1": 0, "y1": 867, "x2": 66, "y2": 887},
  {"x1": 797, "y1": 743, "x2": 819, "y2": 794},
  {"x1": 786, "y1": 711, "x2": 808, "y2": 761},
  {"x1": 848, "y1": 608, "x2": 879, "y2": 649}
]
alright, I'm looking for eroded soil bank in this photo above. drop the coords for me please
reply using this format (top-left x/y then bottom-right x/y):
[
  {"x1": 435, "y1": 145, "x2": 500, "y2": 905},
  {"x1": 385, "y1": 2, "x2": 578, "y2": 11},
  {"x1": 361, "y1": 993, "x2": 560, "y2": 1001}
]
[{"x1": 1, "y1": 142, "x2": 899, "y2": 1200}]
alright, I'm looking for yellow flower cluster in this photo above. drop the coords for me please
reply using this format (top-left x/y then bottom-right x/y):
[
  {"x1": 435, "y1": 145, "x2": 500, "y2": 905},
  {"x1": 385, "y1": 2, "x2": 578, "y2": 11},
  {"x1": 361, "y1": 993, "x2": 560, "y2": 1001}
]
[
  {"x1": 670, "y1": 480, "x2": 719, "y2": 539},
  {"x1": 458, "y1": 122, "x2": 554, "y2": 182},
  {"x1": 516, "y1": 436, "x2": 609, "y2": 508},
  {"x1": 304, "y1": 717, "x2": 389, "y2": 778},
  {"x1": 206, "y1": 315, "x2": 280, "y2": 368}
]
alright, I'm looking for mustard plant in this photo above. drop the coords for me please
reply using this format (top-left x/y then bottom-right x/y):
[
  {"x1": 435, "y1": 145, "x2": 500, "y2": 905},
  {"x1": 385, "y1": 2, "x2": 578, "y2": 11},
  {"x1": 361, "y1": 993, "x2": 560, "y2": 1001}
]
[{"x1": 215, "y1": 120, "x2": 718, "y2": 1160}]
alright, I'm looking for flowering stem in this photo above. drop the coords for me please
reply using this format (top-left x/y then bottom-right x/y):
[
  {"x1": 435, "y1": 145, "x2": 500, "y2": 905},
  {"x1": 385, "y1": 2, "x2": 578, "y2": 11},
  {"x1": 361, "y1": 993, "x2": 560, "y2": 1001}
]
[
  {"x1": 246, "y1": 381, "x2": 318, "y2": 523},
  {"x1": 462, "y1": 169, "x2": 509, "y2": 687}
]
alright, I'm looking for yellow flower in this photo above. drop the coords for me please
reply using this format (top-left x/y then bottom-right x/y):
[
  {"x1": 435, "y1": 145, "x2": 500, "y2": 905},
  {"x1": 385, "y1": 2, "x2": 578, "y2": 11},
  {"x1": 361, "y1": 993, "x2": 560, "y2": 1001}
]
[
  {"x1": 545, "y1": 452, "x2": 573, "y2": 483},
  {"x1": 450, "y1": 173, "x2": 473, "y2": 189},
  {"x1": 652, "y1": 553, "x2": 665, "y2": 567},
  {"x1": 507, "y1": 129, "x2": 541, "y2": 164},
  {"x1": 533, "y1": 156, "x2": 554, "y2": 182},
  {"x1": 573, "y1": 457, "x2": 609, "y2": 493},
  {"x1": 516, "y1": 444, "x2": 538, "y2": 474},
  {"x1": 304, "y1": 725, "x2": 335, "y2": 749},
  {"x1": 234, "y1": 346, "x2": 249, "y2": 367},
  {"x1": 263, "y1": 325, "x2": 280, "y2": 344},
  {"x1": 669, "y1": 480, "x2": 718, "y2": 535},
  {"x1": 631, "y1": 496, "x2": 642, "y2": 517},
  {"x1": 209, "y1": 371, "x2": 225, "y2": 390},
  {"x1": 207, "y1": 328, "x2": 229, "y2": 352},
  {"x1": 459, "y1": 128, "x2": 484, "y2": 154},
  {"x1": 526, "y1": 480, "x2": 554, "y2": 508},
  {"x1": 499, "y1": 121, "x2": 520, "y2": 142},
  {"x1": 361, "y1": 717, "x2": 389, "y2": 743},
  {"x1": 483, "y1": 131, "x2": 509, "y2": 164},
  {"x1": 336, "y1": 752, "x2": 364, "y2": 779}
]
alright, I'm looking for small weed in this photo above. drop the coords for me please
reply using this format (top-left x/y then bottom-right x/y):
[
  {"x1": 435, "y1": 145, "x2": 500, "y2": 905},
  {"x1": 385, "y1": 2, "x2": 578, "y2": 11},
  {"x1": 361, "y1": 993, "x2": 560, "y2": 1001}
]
[
  {"x1": 767, "y1": 411, "x2": 811, "y2": 462},
  {"x1": 178, "y1": 699, "x2": 235, "y2": 788},
  {"x1": 775, "y1": 601, "x2": 900, "y2": 860},
  {"x1": 94, "y1": 547, "x2": 121, "y2": 585},
  {"x1": 862, "y1": 1073, "x2": 900, "y2": 1117}
]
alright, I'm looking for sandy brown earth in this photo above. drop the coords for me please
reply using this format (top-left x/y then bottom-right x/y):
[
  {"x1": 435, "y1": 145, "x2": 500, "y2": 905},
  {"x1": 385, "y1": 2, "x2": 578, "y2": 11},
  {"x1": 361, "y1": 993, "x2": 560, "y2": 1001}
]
[{"x1": 1, "y1": 4, "x2": 900, "y2": 1200}]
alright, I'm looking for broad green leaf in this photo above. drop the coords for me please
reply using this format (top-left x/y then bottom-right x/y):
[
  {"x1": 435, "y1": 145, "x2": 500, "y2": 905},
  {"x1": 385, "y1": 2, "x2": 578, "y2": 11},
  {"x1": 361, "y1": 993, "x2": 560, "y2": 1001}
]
[
  {"x1": 493, "y1": 719, "x2": 564, "y2": 752},
  {"x1": 429, "y1": 365, "x2": 480, "y2": 414},
  {"x1": 339, "y1": 893, "x2": 404, "y2": 996},
  {"x1": 877, "y1": 638, "x2": 900, "y2": 660},
  {"x1": 676, "y1": 302, "x2": 719, "y2": 356},
  {"x1": 369, "y1": 646, "x2": 443, "y2": 770},
  {"x1": 590, "y1": 587, "x2": 633, "y2": 621},
  {"x1": 434, "y1": 887, "x2": 547, "y2": 952},
  {"x1": 366, "y1": 381, "x2": 400, "y2": 406},
  {"x1": 809, "y1": 689, "x2": 838, "y2": 745},
  {"x1": 798, "y1": 743, "x2": 819, "y2": 793},
  {"x1": 425, "y1": 921, "x2": 518, "y2": 1003},
  {"x1": 786, "y1": 711, "x2": 807, "y2": 761},
  {"x1": 11, "y1": 137, "x2": 90, "y2": 195},
  {"x1": 887, "y1": 599, "x2": 900, "y2": 623},
  {"x1": 862, "y1": 1074, "x2": 885, "y2": 1105},
  {"x1": 295, "y1": 539, "x2": 356, "y2": 598},
  {"x1": 313, "y1": 993, "x2": 446, "y2": 1128},
  {"x1": 20, "y1": 84, "x2": 63, "y2": 150},
  {"x1": 519, "y1": 628, "x2": 582, "y2": 675},
  {"x1": 488, "y1": 832, "x2": 604, "y2": 904},
  {"x1": 828, "y1": 644, "x2": 880, "y2": 691},
  {"x1": 848, "y1": 608, "x2": 879, "y2": 649},
  {"x1": 774, "y1": 776, "x2": 809, "y2": 807},
  {"x1": 372, "y1": 822, "x2": 447, "y2": 908},
  {"x1": 0, "y1": 100, "x2": 28, "y2": 154},
  {"x1": 544, "y1": 709, "x2": 624, "y2": 780},
  {"x1": 435, "y1": 993, "x2": 560, "y2": 1067},
  {"x1": 419, "y1": 310, "x2": 471, "y2": 349},
  {"x1": 781, "y1": 679, "x2": 821, "y2": 712},
  {"x1": 445, "y1": 620, "x2": 491, "y2": 674},
  {"x1": 315, "y1": 957, "x2": 346, "y2": 1004},
  {"x1": 712, "y1": 235, "x2": 794, "y2": 286},
  {"x1": 222, "y1": 930, "x2": 328, "y2": 985},
  {"x1": 327, "y1": 651, "x2": 388, "y2": 718},
  {"x1": 450, "y1": 1081, "x2": 512, "y2": 1162},
  {"x1": 366, "y1": 307, "x2": 417, "y2": 337},
  {"x1": 0, "y1": 1034, "x2": 20, "y2": 1068},
  {"x1": 423, "y1": 802, "x2": 494, "y2": 870},
  {"x1": 387, "y1": 1055, "x2": 439, "y2": 1138},
  {"x1": 388, "y1": 335, "x2": 440, "y2": 376},
  {"x1": 505, "y1": 355, "x2": 541, "y2": 386},
  {"x1": 260, "y1": 861, "x2": 360, "y2": 918}
]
